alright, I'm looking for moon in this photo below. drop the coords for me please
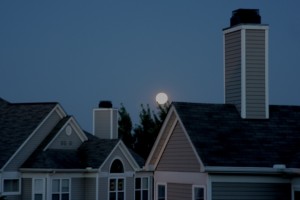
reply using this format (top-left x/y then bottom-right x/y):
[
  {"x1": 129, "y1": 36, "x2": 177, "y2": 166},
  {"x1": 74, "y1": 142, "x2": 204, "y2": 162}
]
[{"x1": 156, "y1": 92, "x2": 168, "y2": 105}]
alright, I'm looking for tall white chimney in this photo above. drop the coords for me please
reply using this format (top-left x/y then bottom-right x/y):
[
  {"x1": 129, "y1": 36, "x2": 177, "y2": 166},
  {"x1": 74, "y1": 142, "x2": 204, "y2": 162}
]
[
  {"x1": 93, "y1": 101, "x2": 118, "y2": 139},
  {"x1": 224, "y1": 9, "x2": 269, "y2": 119}
]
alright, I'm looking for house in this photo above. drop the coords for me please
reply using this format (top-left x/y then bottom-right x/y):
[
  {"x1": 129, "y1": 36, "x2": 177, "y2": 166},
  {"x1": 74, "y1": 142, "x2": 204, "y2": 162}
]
[
  {"x1": 145, "y1": 9, "x2": 300, "y2": 200},
  {"x1": 0, "y1": 99, "x2": 152, "y2": 200}
]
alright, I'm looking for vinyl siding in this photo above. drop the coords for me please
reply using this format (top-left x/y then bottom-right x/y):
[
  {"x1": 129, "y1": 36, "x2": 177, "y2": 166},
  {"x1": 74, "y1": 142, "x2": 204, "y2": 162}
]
[
  {"x1": 156, "y1": 122, "x2": 201, "y2": 172},
  {"x1": 245, "y1": 29, "x2": 267, "y2": 119},
  {"x1": 4, "y1": 110, "x2": 61, "y2": 171},
  {"x1": 99, "y1": 177, "x2": 108, "y2": 200},
  {"x1": 93, "y1": 109, "x2": 118, "y2": 139},
  {"x1": 126, "y1": 177, "x2": 134, "y2": 200},
  {"x1": 85, "y1": 178, "x2": 96, "y2": 200},
  {"x1": 21, "y1": 178, "x2": 32, "y2": 200},
  {"x1": 212, "y1": 182, "x2": 291, "y2": 200},
  {"x1": 71, "y1": 178, "x2": 85, "y2": 200},
  {"x1": 167, "y1": 183, "x2": 192, "y2": 200},
  {"x1": 48, "y1": 125, "x2": 83, "y2": 150},
  {"x1": 225, "y1": 30, "x2": 242, "y2": 113},
  {"x1": 148, "y1": 111, "x2": 176, "y2": 166}
]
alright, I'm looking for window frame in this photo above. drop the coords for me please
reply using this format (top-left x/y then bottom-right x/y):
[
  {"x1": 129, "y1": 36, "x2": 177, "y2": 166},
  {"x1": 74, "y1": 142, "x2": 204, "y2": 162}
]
[
  {"x1": 2, "y1": 178, "x2": 21, "y2": 195},
  {"x1": 109, "y1": 177, "x2": 125, "y2": 200},
  {"x1": 135, "y1": 177, "x2": 150, "y2": 200},
  {"x1": 51, "y1": 178, "x2": 71, "y2": 200},
  {"x1": 157, "y1": 183, "x2": 166, "y2": 200},
  {"x1": 33, "y1": 178, "x2": 45, "y2": 200},
  {"x1": 192, "y1": 185, "x2": 205, "y2": 200}
]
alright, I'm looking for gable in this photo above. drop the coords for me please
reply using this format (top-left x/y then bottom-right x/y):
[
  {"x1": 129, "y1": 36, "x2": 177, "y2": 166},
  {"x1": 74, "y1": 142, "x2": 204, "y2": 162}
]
[
  {"x1": 100, "y1": 142, "x2": 141, "y2": 172},
  {"x1": 44, "y1": 117, "x2": 88, "y2": 150},
  {"x1": 156, "y1": 121, "x2": 202, "y2": 172}
]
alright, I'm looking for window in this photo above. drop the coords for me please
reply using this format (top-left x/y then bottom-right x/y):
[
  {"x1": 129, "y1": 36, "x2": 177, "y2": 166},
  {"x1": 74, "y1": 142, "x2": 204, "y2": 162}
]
[
  {"x1": 193, "y1": 186, "x2": 204, "y2": 200},
  {"x1": 109, "y1": 178, "x2": 124, "y2": 200},
  {"x1": 52, "y1": 179, "x2": 70, "y2": 200},
  {"x1": 110, "y1": 159, "x2": 124, "y2": 173},
  {"x1": 157, "y1": 184, "x2": 166, "y2": 200},
  {"x1": 3, "y1": 179, "x2": 19, "y2": 193},
  {"x1": 135, "y1": 177, "x2": 149, "y2": 200},
  {"x1": 34, "y1": 179, "x2": 45, "y2": 200}
]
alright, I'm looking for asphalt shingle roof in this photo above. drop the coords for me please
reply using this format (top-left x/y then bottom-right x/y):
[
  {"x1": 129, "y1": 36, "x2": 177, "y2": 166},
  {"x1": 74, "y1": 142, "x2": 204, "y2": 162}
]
[
  {"x1": 173, "y1": 102, "x2": 300, "y2": 168},
  {"x1": 0, "y1": 98, "x2": 57, "y2": 168}
]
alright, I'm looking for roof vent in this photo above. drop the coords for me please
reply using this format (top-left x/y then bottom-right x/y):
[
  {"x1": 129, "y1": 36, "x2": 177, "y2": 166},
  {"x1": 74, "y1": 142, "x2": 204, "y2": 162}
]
[
  {"x1": 99, "y1": 101, "x2": 112, "y2": 108},
  {"x1": 230, "y1": 9, "x2": 261, "y2": 27}
]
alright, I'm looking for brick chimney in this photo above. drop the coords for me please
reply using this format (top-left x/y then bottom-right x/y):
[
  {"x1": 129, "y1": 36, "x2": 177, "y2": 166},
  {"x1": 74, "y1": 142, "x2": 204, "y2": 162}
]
[
  {"x1": 224, "y1": 9, "x2": 269, "y2": 119},
  {"x1": 93, "y1": 101, "x2": 118, "y2": 139}
]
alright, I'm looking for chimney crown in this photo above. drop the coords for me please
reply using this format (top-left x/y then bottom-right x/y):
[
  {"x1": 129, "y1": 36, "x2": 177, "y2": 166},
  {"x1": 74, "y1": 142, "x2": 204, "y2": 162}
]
[{"x1": 230, "y1": 9, "x2": 261, "y2": 27}]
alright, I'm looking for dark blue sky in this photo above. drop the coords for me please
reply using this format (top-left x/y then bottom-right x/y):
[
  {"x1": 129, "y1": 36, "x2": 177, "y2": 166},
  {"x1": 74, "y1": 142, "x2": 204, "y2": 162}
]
[{"x1": 1, "y1": 1, "x2": 300, "y2": 132}]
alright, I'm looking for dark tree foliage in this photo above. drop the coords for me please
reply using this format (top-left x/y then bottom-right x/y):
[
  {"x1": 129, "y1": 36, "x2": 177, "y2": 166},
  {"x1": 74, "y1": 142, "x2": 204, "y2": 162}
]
[
  {"x1": 133, "y1": 103, "x2": 170, "y2": 159},
  {"x1": 118, "y1": 102, "x2": 170, "y2": 159},
  {"x1": 118, "y1": 104, "x2": 134, "y2": 149}
]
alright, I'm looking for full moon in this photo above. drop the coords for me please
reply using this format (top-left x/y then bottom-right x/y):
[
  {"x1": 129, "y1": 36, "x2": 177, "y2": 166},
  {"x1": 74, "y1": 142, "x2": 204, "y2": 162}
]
[{"x1": 156, "y1": 92, "x2": 168, "y2": 105}]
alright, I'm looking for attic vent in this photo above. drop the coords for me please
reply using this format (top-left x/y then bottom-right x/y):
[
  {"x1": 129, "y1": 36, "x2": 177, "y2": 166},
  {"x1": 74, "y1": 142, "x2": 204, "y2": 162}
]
[
  {"x1": 99, "y1": 101, "x2": 112, "y2": 108},
  {"x1": 230, "y1": 9, "x2": 261, "y2": 27}
]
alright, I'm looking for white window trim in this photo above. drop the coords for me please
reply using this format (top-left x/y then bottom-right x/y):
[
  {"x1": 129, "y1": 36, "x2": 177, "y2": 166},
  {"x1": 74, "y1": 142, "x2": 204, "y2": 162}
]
[
  {"x1": 156, "y1": 183, "x2": 167, "y2": 200},
  {"x1": 32, "y1": 178, "x2": 45, "y2": 200},
  {"x1": 192, "y1": 185, "x2": 206, "y2": 200},
  {"x1": 134, "y1": 176, "x2": 150, "y2": 200},
  {"x1": 51, "y1": 178, "x2": 71, "y2": 200},
  {"x1": 108, "y1": 177, "x2": 126, "y2": 200},
  {"x1": 2, "y1": 178, "x2": 21, "y2": 195}
]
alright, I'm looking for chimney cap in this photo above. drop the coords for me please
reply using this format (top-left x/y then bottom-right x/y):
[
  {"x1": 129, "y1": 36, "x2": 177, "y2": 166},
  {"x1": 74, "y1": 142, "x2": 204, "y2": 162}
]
[
  {"x1": 99, "y1": 101, "x2": 113, "y2": 108},
  {"x1": 230, "y1": 9, "x2": 261, "y2": 27}
]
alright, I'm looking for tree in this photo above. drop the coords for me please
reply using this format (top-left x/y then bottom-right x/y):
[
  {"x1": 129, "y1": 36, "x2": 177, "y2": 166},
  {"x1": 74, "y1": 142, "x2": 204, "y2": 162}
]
[
  {"x1": 118, "y1": 104, "x2": 134, "y2": 148},
  {"x1": 133, "y1": 103, "x2": 170, "y2": 159}
]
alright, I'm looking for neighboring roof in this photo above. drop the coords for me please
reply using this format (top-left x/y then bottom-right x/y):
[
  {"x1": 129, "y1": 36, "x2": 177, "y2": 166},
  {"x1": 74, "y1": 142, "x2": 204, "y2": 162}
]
[
  {"x1": 78, "y1": 135, "x2": 119, "y2": 168},
  {"x1": 0, "y1": 98, "x2": 57, "y2": 168},
  {"x1": 173, "y1": 102, "x2": 300, "y2": 168},
  {"x1": 128, "y1": 148, "x2": 145, "y2": 168}
]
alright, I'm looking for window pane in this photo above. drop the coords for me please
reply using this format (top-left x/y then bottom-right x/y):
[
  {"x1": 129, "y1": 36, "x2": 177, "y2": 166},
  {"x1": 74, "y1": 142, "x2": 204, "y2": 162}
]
[
  {"x1": 135, "y1": 191, "x2": 141, "y2": 200},
  {"x1": 142, "y1": 178, "x2": 148, "y2": 189},
  {"x1": 158, "y1": 185, "x2": 165, "y2": 197},
  {"x1": 118, "y1": 192, "x2": 124, "y2": 200},
  {"x1": 62, "y1": 179, "x2": 69, "y2": 192},
  {"x1": 52, "y1": 194, "x2": 59, "y2": 200},
  {"x1": 194, "y1": 187, "x2": 204, "y2": 200},
  {"x1": 4, "y1": 179, "x2": 19, "y2": 192},
  {"x1": 135, "y1": 178, "x2": 141, "y2": 189},
  {"x1": 118, "y1": 179, "x2": 124, "y2": 191},
  {"x1": 52, "y1": 180, "x2": 60, "y2": 193},
  {"x1": 34, "y1": 179, "x2": 43, "y2": 193},
  {"x1": 109, "y1": 192, "x2": 116, "y2": 200},
  {"x1": 62, "y1": 193, "x2": 69, "y2": 200},
  {"x1": 142, "y1": 190, "x2": 148, "y2": 200},
  {"x1": 110, "y1": 179, "x2": 116, "y2": 191},
  {"x1": 34, "y1": 194, "x2": 43, "y2": 200}
]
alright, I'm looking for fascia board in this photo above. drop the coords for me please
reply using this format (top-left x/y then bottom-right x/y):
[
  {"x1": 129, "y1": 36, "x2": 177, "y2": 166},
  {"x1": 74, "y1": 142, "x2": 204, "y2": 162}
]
[
  {"x1": 145, "y1": 106, "x2": 177, "y2": 168},
  {"x1": 205, "y1": 166, "x2": 288, "y2": 174},
  {"x1": 1, "y1": 104, "x2": 62, "y2": 171}
]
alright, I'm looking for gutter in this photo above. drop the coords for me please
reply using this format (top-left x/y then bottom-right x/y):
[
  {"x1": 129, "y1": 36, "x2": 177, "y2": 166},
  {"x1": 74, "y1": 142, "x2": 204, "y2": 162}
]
[{"x1": 19, "y1": 168, "x2": 99, "y2": 173}]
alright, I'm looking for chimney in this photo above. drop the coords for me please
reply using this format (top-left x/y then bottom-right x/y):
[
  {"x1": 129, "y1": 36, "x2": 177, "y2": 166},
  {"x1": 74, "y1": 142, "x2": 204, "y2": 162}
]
[
  {"x1": 93, "y1": 101, "x2": 118, "y2": 139},
  {"x1": 224, "y1": 9, "x2": 269, "y2": 119}
]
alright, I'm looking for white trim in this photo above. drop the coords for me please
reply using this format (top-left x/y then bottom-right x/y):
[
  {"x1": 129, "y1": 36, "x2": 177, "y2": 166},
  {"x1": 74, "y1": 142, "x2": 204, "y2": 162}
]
[
  {"x1": 134, "y1": 176, "x2": 151, "y2": 200},
  {"x1": 51, "y1": 178, "x2": 71, "y2": 200},
  {"x1": 223, "y1": 24, "x2": 269, "y2": 34},
  {"x1": 192, "y1": 185, "x2": 206, "y2": 200},
  {"x1": 205, "y1": 166, "x2": 290, "y2": 174},
  {"x1": 241, "y1": 28, "x2": 246, "y2": 118},
  {"x1": 265, "y1": 28, "x2": 269, "y2": 119},
  {"x1": 209, "y1": 174, "x2": 290, "y2": 183},
  {"x1": 145, "y1": 108, "x2": 176, "y2": 168},
  {"x1": 43, "y1": 117, "x2": 88, "y2": 151},
  {"x1": 2, "y1": 178, "x2": 21, "y2": 195},
  {"x1": 108, "y1": 177, "x2": 126, "y2": 200}
]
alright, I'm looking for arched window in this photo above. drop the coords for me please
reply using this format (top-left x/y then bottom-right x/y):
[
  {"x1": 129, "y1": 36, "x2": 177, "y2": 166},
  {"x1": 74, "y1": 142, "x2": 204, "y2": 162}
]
[{"x1": 110, "y1": 159, "x2": 124, "y2": 173}]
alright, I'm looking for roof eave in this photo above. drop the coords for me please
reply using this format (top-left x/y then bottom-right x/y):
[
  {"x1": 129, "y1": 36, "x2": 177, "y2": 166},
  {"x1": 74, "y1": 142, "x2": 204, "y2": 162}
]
[
  {"x1": 205, "y1": 166, "x2": 300, "y2": 175},
  {"x1": 19, "y1": 168, "x2": 99, "y2": 173}
]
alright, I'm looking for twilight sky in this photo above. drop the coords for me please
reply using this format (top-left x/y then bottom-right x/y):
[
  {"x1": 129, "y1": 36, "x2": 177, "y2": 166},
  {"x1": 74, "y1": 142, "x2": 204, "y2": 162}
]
[{"x1": 1, "y1": 1, "x2": 300, "y2": 132}]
